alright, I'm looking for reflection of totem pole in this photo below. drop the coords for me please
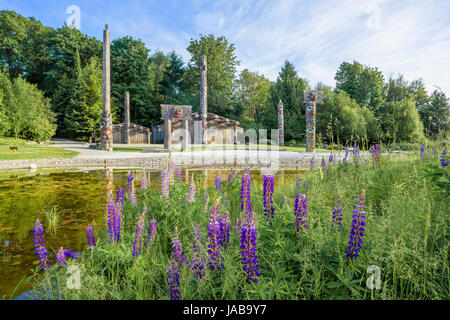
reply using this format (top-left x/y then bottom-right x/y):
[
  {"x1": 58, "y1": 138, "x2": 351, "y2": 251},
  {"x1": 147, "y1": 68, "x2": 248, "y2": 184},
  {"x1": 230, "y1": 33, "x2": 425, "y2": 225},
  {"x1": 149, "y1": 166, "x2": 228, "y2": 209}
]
[
  {"x1": 277, "y1": 100, "x2": 284, "y2": 146},
  {"x1": 100, "y1": 24, "x2": 113, "y2": 151},
  {"x1": 200, "y1": 55, "x2": 208, "y2": 144},
  {"x1": 304, "y1": 90, "x2": 323, "y2": 152},
  {"x1": 124, "y1": 91, "x2": 130, "y2": 144}
]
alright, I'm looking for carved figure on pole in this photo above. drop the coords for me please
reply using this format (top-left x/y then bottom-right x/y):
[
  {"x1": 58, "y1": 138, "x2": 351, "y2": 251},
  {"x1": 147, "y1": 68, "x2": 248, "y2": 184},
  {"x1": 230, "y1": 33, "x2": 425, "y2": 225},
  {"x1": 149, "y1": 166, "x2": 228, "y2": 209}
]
[
  {"x1": 161, "y1": 105, "x2": 192, "y2": 152},
  {"x1": 304, "y1": 90, "x2": 323, "y2": 152},
  {"x1": 100, "y1": 24, "x2": 113, "y2": 151},
  {"x1": 200, "y1": 55, "x2": 208, "y2": 144},
  {"x1": 124, "y1": 91, "x2": 130, "y2": 144},
  {"x1": 277, "y1": 100, "x2": 284, "y2": 146}
]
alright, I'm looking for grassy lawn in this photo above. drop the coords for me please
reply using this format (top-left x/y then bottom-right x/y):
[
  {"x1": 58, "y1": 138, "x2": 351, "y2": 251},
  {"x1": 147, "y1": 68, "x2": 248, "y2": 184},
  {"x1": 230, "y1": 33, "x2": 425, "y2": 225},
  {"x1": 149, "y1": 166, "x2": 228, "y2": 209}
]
[
  {"x1": 113, "y1": 146, "x2": 162, "y2": 152},
  {"x1": 0, "y1": 137, "x2": 78, "y2": 160}
]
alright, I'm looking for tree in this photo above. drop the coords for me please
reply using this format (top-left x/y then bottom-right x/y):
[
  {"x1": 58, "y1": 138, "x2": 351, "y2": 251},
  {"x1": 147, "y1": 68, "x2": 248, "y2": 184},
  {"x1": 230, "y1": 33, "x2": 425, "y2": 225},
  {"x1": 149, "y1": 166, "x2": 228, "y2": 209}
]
[
  {"x1": 262, "y1": 61, "x2": 309, "y2": 142},
  {"x1": 421, "y1": 90, "x2": 450, "y2": 137},
  {"x1": 234, "y1": 69, "x2": 271, "y2": 125},
  {"x1": 160, "y1": 51, "x2": 185, "y2": 104},
  {"x1": 335, "y1": 61, "x2": 386, "y2": 113},
  {"x1": 63, "y1": 51, "x2": 102, "y2": 141},
  {"x1": 148, "y1": 50, "x2": 170, "y2": 109},
  {"x1": 182, "y1": 34, "x2": 239, "y2": 116},
  {"x1": 0, "y1": 68, "x2": 11, "y2": 135},
  {"x1": 111, "y1": 36, "x2": 154, "y2": 127},
  {"x1": 380, "y1": 98, "x2": 424, "y2": 143},
  {"x1": 316, "y1": 89, "x2": 381, "y2": 145}
]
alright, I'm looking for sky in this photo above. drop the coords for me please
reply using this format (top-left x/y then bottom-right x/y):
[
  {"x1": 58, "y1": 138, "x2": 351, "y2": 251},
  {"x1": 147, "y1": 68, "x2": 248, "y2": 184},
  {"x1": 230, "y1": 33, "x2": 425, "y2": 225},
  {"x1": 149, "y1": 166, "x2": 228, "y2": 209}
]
[{"x1": 1, "y1": 0, "x2": 450, "y2": 95}]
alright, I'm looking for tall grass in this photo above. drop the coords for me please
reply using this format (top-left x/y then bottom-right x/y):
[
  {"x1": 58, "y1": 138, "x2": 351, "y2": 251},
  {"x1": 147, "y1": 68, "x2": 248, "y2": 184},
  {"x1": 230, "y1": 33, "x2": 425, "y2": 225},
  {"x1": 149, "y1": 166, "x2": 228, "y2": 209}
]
[{"x1": 30, "y1": 149, "x2": 449, "y2": 300}]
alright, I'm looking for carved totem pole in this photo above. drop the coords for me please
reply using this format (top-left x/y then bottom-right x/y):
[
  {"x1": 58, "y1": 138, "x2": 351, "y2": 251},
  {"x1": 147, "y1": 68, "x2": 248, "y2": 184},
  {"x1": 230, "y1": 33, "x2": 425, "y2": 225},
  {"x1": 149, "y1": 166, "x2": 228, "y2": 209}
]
[
  {"x1": 277, "y1": 100, "x2": 284, "y2": 146},
  {"x1": 304, "y1": 90, "x2": 323, "y2": 152},
  {"x1": 200, "y1": 55, "x2": 208, "y2": 144},
  {"x1": 100, "y1": 24, "x2": 113, "y2": 151},
  {"x1": 161, "y1": 105, "x2": 192, "y2": 151},
  {"x1": 124, "y1": 91, "x2": 130, "y2": 144}
]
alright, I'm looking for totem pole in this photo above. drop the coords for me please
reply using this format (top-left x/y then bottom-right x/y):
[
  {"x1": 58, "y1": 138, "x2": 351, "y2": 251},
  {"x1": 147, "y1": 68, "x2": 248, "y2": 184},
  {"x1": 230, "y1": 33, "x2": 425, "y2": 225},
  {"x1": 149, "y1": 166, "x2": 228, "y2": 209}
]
[
  {"x1": 304, "y1": 90, "x2": 323, "y2": 152},
  {"x1": 100, "y1": 24, "x2": 113, "y2": 151},
  {"x1": 161, "y1": 105, "x2": 192, "y2": 151},
  {"x1": 277, "y1": 100, "x2": 284, "y2": 146},
  {"x1": 200, "y1": 55, "x2": 208, "y2": 144},
  {"x1": 124, "y1": 91, "x2": 130, "y2": 144}
]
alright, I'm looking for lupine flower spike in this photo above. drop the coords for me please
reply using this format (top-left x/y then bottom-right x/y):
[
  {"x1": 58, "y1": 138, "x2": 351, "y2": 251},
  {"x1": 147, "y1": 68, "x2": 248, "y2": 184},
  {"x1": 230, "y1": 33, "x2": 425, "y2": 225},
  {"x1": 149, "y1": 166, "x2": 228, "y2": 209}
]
[
  {"x1": 353, "y1": 143, "x2": 360, "y2": 164},
  {"x1": 146, "y1": 220, "x2": 157, "y2": 252},
  {"x1": 141, "y1": 173, "x2": 148, "y2": 190},
  {"x1": 191, "y1": 224, "x2": 205, "y2": 279},
  {"x1": 172, "y1": 226, "x2": 187, "y2": 266},
  {"x1": 33, "y1": 219, "x2": 50, "y2": 271},
  {"x1": 207, "y1": 199, "x2": 222, "y2": 271},
  {"x1": 263, "y1": 167, "x2": 275, "y2": 225},
  {"x1": 294, "y1": 194, "x2": 308, "y2": 237},
  {"x1": 215, "y1": 174, "x2": 222, "y2": 191},
  {"x1": 127, "y1": 171, "x2": 137, "y2": 205},
  {"x1": 56, "y1": 247, "x2": 67, "y2": 265},
  {"x1": 176, "y1": 168, "x2": 182, "y2": 183},
  {"x1": 440, "y1": 148, "x2": 449, "y2": 168},
  {"x1": 240, "y1": 168, "x2": 252, "y2": 218},
  {"x1": 132, "y1": 211, "x2": 146, "y2": 259},
  {"x1": 186, "y1": 181, "x2": 196, "y2": 204},
  {"x1": 420, "y1": 144, "x2": 425, "y2": 162},
  {"x1": 167, "y1": 259, "x2": 181, "y2": 300},
  {"x1": 86, "y1": 224, "x2": 96, "y2": 247},
  {"x1": 63, "y1": 250, "x2": 80, "y2": 259},
  {"x1": 219, "y1": 211, "x2": 231, "y2": 248},
  {"x1": 332, "y1": 198, "x2": 343, "y2": 231},
  {"x1": 310, "y1": 158, "x2": 315, "y2": 171},
  {"x1": 228, "y1": 170, "x2": 234, "y2": 183},
  {"x1": 346, "y1": 190, "x2": 367, "y2": 260},
  {"x1": 239, "y1": 212, "x2": 260, "y2": 283}
]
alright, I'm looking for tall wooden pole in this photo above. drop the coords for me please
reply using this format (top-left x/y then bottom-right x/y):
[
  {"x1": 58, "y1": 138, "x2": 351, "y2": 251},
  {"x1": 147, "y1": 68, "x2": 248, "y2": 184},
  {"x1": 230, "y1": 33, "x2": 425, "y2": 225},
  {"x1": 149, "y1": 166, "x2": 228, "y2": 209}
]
[
  {"x1": 277, "y1": 100, "x2": 284, "y2": 146},
  {"x1": 124, "y1": 91, "x2": 130, "y2": 144},
  {"x1": 100, "y1": 24, "x2": 113, "y2": 151},
  {"x1": 200, "y1": 55, "x2": 208, "y2": 144},
  {"x1": 305, "y1": 102, "x2": 316, "y2": 152}
]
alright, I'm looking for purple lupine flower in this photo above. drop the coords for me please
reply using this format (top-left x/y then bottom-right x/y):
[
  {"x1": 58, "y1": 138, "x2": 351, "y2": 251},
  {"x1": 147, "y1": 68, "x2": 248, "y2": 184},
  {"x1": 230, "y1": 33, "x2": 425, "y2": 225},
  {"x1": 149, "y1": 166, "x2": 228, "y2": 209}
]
[
  {"x1": 161, "y1": 167, "x2": 170, "y2": 197},
  {"x1": 239, "y1": 212, "x2": 260, "y2": 283},
  {"x1": 440, "y1": 148, "x2": 449, "y2": 168},
  {"x1": 345, "y1": 146, "x2": 349, "y2": 159},
  {"x1": 202, "y1": 190, "x2": 209, "y2": 213},
  {"x1": 329, "y1": 153, "x2": 334, "y2": 165},
  {"x1": 303, "y1": 182, "x2": 308, "y2": 191},
  {"x1": 56, "y1": 247, "x2": 67, "y2": 266},
  {"x1": 186, "y1": 181, "x2": 196, "y2": 204},
  {"x1": 63, "y1": 250, "x2": 80, "y2": 259},
  {"x1": 321, "y1": 157, "x2": 326, "y2": 170},
  {"x1": 215, "y1": 174, "x2": 222, "y2": 191},
  {"x1": 191, "y1": 224, "x2": 205, "y2": 280},
  {"x1": 420, "y1": 144, "x2": 425, "y2": 161},
  {"x1": 228, "y1": 170, "x2": 234, "y2": 183},
  {"x1": 107, "y1": 194, "x2": 117, "y2": 243},
  {"x1": 33, "y1": 219, "x2": 50, "y2": 271},
  {"x1": 86, "y1": 224, "x2": 96, "y2": 247},
  {"x1": 176, "y1": 168, "x2": 182, "y2": 183},
  {"x1": 132, "y1": 212, "x2": 146, "y2": 259},
  {"x1": 116, "y1": 187, "x2": 125, "y2": 206},
  {"x1": 332, "y1": 198, "x2": 343, "y2": 231},
  {"x1": 146, "y1": 219, "x2": 157, "y2": 252},
  {"x1": 113, "y1": 200, "x2": 122, "y2": 242},
  {"x1": 263, "y1": 173, "x2": 275, "y2": 225},
  {"x1": 206, "y1": 200, "x2": 222, "y2": 271},
  {"x1": 346, "y1": 190, "x2": 367, "y2": 260},
  {"x1": 168, "y1": 159, "x2": 174, "y2": 180},
  {"x1": 172, "y1": 226, "x2": 187, "y2": 266},
  {"x1": 310, "y1": 158, "x2": 315, "y2": 171},
  {"x1": 353, "y1": 143, "x2": 360, "y2": 164},
  {"x1": 295, "y1": 175, "x2": 301, "y2": 194},
  {"x1": 168, "y1": 259, "x2": 181, "y2": 300},
  {"x1": 370, "y1": 144, "x2": 381, "y2": 167},
  {"x1": 219, "y1": 211, "x2": 231, "y2": 248},
  {"x1": 240, "y1": 168, "x2": 252, "y2": 217},
  {"x1": 141, "y1": 173, "x2": 148, "y2": 190},
  {"x1": 294, "y1": 194, "x2": 308, "y2": 234}
]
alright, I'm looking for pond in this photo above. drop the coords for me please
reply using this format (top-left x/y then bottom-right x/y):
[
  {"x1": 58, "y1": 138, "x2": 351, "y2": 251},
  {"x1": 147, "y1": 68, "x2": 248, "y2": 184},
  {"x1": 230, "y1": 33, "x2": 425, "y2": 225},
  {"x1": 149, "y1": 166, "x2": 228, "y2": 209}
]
[{"x1": 0, "y1": 167, "x2": 304, "y2": 299}]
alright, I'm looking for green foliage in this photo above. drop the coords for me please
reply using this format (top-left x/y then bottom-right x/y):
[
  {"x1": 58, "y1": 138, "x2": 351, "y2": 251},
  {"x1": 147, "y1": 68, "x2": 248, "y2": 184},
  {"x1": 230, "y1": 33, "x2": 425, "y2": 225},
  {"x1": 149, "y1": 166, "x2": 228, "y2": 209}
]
[
  {"x1": 111, "y1": 36, "x2": 154, "y2": 127},
  {"x1": 183, "y1": 34, "x2": 239, "y2": 116},
  {"x1": 234, "y1": 69, "x2": 272, "y2": 125},
  {"x1": 316, "y1": 89, "x2": 381, "y2": 145},
  {"x1": 380, "y1": 98, "x2": 424, "y2": 143},
  {"x1": 335, "y1": 61, "x2": 386, "y2": 113},
  {"x1": 420, "y1": 90, "x2": 450, "y2": 137},
  {"x1": 262, "y1": 61, "x2": 309, "y2": 141}
]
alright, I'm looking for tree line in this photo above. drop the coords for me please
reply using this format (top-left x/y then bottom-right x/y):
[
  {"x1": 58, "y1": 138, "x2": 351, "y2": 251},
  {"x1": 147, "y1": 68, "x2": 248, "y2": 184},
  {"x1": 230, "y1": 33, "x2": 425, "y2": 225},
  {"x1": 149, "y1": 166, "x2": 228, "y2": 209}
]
[{"x1": 0, "y1": 10, "x2": 448, "y2": 144}]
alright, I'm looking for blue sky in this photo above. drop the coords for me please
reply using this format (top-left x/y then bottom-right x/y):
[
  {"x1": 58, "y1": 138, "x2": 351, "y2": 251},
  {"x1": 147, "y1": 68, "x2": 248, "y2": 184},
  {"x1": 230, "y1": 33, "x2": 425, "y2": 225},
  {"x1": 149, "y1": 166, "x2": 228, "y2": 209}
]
[{"x1": 1, "y1": 0, "x2": 450, "y2": 95}]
